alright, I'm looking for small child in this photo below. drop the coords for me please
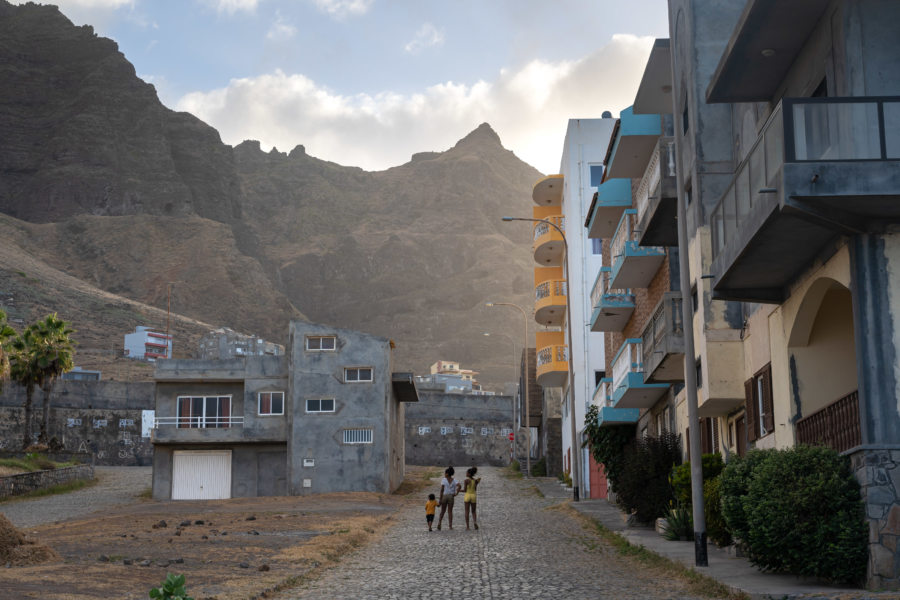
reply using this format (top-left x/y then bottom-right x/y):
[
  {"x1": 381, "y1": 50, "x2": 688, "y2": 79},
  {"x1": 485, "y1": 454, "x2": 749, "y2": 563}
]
[{"x1": 425, "y1": 493, "x2": 437, "y2": 531}]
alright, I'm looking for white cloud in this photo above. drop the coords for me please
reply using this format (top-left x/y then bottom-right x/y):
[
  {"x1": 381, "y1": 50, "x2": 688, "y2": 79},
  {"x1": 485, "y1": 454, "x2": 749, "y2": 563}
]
[
  {"x1": 205, "y1": 0, "x2": 260, "y2": 15},
  {"x1": 174, "y1": 34, "x2": 655, "y2": 174},
  {"x1": 312, "y1": 0, "x2": 373, "y2": 18},
  {"x1": 266, "y1": 12, "x2": 296, "y2": 41},
  {"x1": 404, "y1": 22, "x2": 445, "y2": 54}
]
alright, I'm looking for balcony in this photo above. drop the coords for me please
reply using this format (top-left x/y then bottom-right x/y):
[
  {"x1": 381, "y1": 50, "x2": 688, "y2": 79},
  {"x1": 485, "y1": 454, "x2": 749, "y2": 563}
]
[
  {"x1": 611, "y1": 339, "x2": 669, "y2": 410},
  {"x1": 635, "y1": 137, "x2": 678, "y2": 247},
  {"x1": 152, "y1": 416, "x2": 247, "y2": 443},
  {"x1": 589, "y1": 267, "x2": 634, "y2": 332},
  {"x1": 535, "y1": 330, "x2": 568, "y2": 388},
  {"x1": 709, "y1": 97, "x2": 900, "y2": 303},
  {"x1": 533, "y1": 213, "x2": 566, "y2": 266},
  {"x1": 610, "y1": 209, "x2": 666, "y2": 290},
  {"x1": 706, "y1": 0, "x2": 832, "y2": 103},
  {"x1": 534, "y1": 270, "x2": 567, "y2": 327},
  {"x1": 532, "y1": 174, "x2": 564, "y2": 206},
  {"x1": 606, "y1": 106, "x2": 663, "y2": 179},
  {"x1": 594, "y1": 378, "x2": 639, "y2": 427},
  {"x1": 640, "y1": 292, "x2": 684, "y2": 382},
  {"x1": 586, "y1": 178, "x2": 632, "y2": 240}
]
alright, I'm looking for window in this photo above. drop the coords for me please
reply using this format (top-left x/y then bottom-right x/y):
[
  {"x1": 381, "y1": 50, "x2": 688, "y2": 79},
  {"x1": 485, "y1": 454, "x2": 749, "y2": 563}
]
[
  {"x1": 344, "y1": 367, "x2": 373, "y2": 382},
  {"x1": 744, "y1": 363, "x2": 773, "y2": 442},
  {"x1": 594, "y1": 370, "x2": 605, "y2": 387},
  {"x1": 695, "y1": 359, "x2": 703, "y2": 389},
  {"x1": 342, "y1": 429, "x2": 373, "y2": 444},
  {"x1": 591, "y1": 238, "x2": 602, "y2": 255},
  {"x1": 682, "y1": 102, "x2": 689, "y2": 135},
  {"x1": 589, "y1": 164, "x2": 604, "y2": 188},
  {"x1": 306, "y1": 398, "x2": 335, "y2": 413},
  {"x1": 306, "y1": 336, "x2": 336, "y2": 351},
  {"x1": 258, "y1": 391, "x2": 284, "y2": 415},
  {"x1": 176, "y1": 396, "x2": 232, "y2": 428},
  {"x1": 691, "y1": 285, "x2": 698, "y2": 313}
]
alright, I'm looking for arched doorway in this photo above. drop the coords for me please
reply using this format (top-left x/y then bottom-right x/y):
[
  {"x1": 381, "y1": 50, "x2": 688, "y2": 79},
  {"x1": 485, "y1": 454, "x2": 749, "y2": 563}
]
[{"x1": 788, "y1": 278, "x2": 860, "y2": 450}]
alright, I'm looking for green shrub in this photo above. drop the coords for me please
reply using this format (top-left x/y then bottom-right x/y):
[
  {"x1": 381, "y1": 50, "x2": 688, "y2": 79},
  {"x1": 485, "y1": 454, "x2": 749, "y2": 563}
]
[
  {"x1": 719, "y1": 446, "x2": 867, "y2": 584},
  {"x1": 531, "y1": 456, "x2": 547, "y2": 477},
  {"x1": 149, "y1": 573, "x2": 193, "y2": 600},
  {"x1": 661, "y1": 504, "x2": 693, "y2": 541},
  {"x1": 703, "y1": 476, "x2": 731, "y2": 547},
  {"x1": 510, "y1": 460, "x2": 520, "y2": 472},
  {"x1": 616, "y1": 431, "x2": 682, "y2": 523},
  {"x1": 582, "y1": 405, "x2": 635, "y2": 492},
  {"x1": 670, "y1": 453, "x2": 724, "y2": 505}
]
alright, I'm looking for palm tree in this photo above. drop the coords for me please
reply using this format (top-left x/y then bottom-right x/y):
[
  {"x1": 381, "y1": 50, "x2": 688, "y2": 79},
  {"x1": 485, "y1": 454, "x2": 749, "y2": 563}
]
[
  {"x1": 9, "y1": 326, "x2": 40, "y2": 449},
  {"x1": 31, "y1": 314, "x2": 75, "y2": 444},
  {"x1": 0, "y1": 309, "x2": 15, "y2": 392}
]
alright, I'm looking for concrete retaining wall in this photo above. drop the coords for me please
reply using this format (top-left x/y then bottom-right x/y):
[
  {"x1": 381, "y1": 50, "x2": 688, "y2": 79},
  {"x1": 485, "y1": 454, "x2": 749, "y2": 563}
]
[
  {"x1": 0, "y1": 464, "x2": 94, "y2": 498},
  {"x1": 405, "y1": 392, "x2": 514, "y2": 467},
  {"x1": 0, "y1": 381, "x2": 155, "y2": 465}
]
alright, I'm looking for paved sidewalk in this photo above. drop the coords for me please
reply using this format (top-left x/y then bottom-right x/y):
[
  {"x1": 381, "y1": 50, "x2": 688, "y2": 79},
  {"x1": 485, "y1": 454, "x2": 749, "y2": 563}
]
[
  {"x1": 285, "y1": 466, "x2": 707, "y2": 599},
  {"x1": 530, "y1": 477, "x2": 897, "y2": 600}
]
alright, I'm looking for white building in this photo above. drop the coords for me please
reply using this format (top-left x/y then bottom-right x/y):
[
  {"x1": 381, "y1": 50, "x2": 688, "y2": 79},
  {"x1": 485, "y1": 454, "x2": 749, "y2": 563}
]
[
  {"x1": 124, "y1": 326, "x2": 172, "y2": 361},
  {"x1": 531, "y1": 117, "x2": 615, "y2": 498}
]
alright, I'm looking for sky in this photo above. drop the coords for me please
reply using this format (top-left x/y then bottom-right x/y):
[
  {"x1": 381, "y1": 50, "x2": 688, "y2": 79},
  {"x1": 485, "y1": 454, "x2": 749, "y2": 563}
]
[{"x1": 23, "y1": 0, "x2": 670, "y2": 174}]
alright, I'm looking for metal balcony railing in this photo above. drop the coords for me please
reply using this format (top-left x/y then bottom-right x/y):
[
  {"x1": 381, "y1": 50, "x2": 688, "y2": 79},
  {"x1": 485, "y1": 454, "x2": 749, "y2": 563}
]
[
  {"x1": 611, "y1": 340, "x2": 642, "y2": 396},
  {"x1": 155, "y1": 416, "x2": 244, "y2": 429},
  {"x1": 535, "y1": 280, "x2": 568, "y2": 301},
  {"x1": 537, "y1": 345, "x2": 568, "y2": 366},
  {"x1": 635, "y1": 139, "x2": 675, "y2": 223},
  {"x1": 532, "y1": 216, "x2": 566, "y2": 241},
  {"x1": 711, "y1": 97, "x2": 900, "y2": 259},
  {"x1": 795, "y1": 390, "x2": 860, "y2": 453}
]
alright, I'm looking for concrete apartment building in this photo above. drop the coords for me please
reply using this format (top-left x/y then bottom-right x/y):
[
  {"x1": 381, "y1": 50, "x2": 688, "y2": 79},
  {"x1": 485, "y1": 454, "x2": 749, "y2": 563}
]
[
  {"x1": 150, "y1": 320, "x2": 417, "y2": 500},
  {"x1": 531, "y1": 117, "x2": 614, "y2": 497},
  {"x1": 124, "y1": 326, "x2": 172, "y2": 361},
  {"x1": 577, "y1": 0, "x2": 900, "y2": 588}
]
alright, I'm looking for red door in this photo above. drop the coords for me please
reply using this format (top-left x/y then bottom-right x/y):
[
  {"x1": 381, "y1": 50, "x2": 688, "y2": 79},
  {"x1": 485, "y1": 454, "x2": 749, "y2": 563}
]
[{"x1": 588, "y1": 454, "x2": 607, "y2": 499}]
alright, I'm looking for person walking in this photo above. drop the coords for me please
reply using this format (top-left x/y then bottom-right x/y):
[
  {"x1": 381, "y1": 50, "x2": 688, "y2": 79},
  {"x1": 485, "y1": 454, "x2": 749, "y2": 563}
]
[
  {"x1": 425, "y1": 493, "x2": 437, "y2": 531},
  {"x1": 436, "y1": 466, "x2": 460, "y2": 530},
  {"x1": 462, "y1": 466, "x2": 481, "y2": 530}
]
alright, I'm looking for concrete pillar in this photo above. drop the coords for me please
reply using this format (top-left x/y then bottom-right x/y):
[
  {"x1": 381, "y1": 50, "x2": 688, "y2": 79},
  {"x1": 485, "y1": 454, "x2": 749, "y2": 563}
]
[{"x1": 849, "y1": 232, "x2": 900, "y2": 589}]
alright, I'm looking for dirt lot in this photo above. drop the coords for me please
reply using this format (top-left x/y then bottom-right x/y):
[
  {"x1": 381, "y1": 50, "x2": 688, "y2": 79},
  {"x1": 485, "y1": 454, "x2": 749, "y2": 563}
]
[{"x1": 0, "y1": 466, "x2": 437, "y2": 600}]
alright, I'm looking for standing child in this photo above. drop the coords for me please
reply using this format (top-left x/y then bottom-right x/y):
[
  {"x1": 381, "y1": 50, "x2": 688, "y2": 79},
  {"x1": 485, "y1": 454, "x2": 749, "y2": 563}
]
[
  {"x1": 463, "y1": 466, "x2": 481, "y2": 530},
  {"x1": 425, "y1": 493, "x2": 437, "y2": 531}
]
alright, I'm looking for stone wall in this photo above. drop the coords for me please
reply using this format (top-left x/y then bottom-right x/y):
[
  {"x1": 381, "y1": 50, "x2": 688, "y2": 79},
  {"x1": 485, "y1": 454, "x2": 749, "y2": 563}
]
[
  {"x1": 0, "y1": 464, "x2": 94, "y2": 498},
  {"x1": 0, "y1": 381, "x2": 155, "y2": 465},
  {"x1": 851, "y1": 447, "x2": 900, "y2": 590},
  {"x1": 405, "y1": 391, "x2": 514, "y2": 467}
]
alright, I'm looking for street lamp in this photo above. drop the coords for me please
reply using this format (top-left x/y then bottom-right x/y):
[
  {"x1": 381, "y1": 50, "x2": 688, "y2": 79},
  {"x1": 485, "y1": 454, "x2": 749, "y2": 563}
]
[
  {"x1": 485, "y1": 302, "x2": 531, "y2": 477},
  {"x1": 501, "y1": 216, "x2": 580, "y2": 501},
  {"x1": 483, "y1": 331, "x2": 518, "y2": 463}
]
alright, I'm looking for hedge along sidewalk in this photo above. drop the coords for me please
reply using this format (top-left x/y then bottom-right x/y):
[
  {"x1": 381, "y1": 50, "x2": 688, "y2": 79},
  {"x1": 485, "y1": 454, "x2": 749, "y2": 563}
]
[{"x1": 527, "y1": 477, "x2": 884, "y2": 600}]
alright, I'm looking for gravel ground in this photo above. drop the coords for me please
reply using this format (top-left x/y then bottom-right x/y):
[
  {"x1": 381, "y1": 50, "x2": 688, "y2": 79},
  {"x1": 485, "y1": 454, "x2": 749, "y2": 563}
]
[
  {"x1": 1, "y1": 466, "x2": 151, "y2": 529},
  {"x1": 285, "y1": 466, "x2": 706, "y2": 600}
]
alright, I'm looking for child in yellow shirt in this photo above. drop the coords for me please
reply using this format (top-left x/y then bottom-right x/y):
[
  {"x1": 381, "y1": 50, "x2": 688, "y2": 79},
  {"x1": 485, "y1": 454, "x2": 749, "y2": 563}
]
[{"x1": 425, "y1": 493, "x2": 438, "y2": 531}]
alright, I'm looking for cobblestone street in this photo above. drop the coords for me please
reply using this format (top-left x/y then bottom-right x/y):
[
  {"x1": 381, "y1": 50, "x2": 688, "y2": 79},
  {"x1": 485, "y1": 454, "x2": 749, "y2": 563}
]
[{"x1": 285, "y1": 466, "x2": 705, "y2": 600}]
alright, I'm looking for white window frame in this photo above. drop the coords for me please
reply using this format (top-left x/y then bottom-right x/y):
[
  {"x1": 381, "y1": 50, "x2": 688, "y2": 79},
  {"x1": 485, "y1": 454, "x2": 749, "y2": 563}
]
[
  {"x1": 342, "y1": 428, "x2": 373, "y2": 444},
  {"x1": 176, "y1": 395, "x2": 232, "y2": 428},
  {"x1": 306, "y1": 335, "x2": 337, "y2": 351},
  {"x1": 344, "y1": 367, "x2": 373, "y2": 383},
  {"x1": 258, "y1": 391, "x2": 285, "y2": 416},
  {"x1": 305, "y1": 398, "x2": 336, "y2": 413}
]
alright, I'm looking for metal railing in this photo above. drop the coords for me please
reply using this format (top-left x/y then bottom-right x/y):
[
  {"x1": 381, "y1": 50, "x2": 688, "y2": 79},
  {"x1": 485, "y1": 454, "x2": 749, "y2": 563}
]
[
  {"x1": 610, "y1": 211, "x2": 637, "y2": 264},
  {"x1": 711, "y1": 97, "x2": 900, "y2": 259},
  {"x1": 535, "y1": 280, "x2": 568, "y2": 301},
  {"x1": 154, "y1": 416, "x2": 244, "y2": 429},
  {"x1": 635, "y1": 138, "x2": 675, "y2": 223},
  {"x1": 537, "y1": 345, "x2": 568, "y2": 367},
  {"x1": 641, "y1": 292, "x2": 684, "y2": 368},
  {"x1": 611, "y1": 340, "x2": 642, "y2": 396},
  {"x1": 795, "y1": 390, "x2": 860, "y2": 453},
  {"x1": 532, "y1": 216, "x2": 565, "y2": 241}
]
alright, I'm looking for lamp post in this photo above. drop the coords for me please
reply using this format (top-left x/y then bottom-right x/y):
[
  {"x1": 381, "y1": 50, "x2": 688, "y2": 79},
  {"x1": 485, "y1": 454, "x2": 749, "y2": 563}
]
[
  {"x1": 501, "y1": 216, "x2": 579, "y2": 501},
  {"x1": 486, "y1": 302, "x2": 530, "y2": 476},
  {"x1": 483, "y1": 331, "x2": 518, "y2": 464}
]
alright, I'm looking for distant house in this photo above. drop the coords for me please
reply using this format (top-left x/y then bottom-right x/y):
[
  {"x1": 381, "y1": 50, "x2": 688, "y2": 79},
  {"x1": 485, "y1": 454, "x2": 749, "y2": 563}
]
[
  {"x1": 60, "y1": 366, "x2": 102, "y2": 381},
  {"x1": 124, "y1": 326, "x2": 172, "y2": 361},
  {"x1": 198, "y1": 327, "x2": 284, "y2": 360},
  {"x1": 150, "y1": 320, "x2": 418, "y2": 500}
]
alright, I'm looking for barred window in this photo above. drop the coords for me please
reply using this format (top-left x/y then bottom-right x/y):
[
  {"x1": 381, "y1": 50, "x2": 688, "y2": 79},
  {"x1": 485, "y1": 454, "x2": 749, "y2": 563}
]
[{"x1": 342, "y1": 429, "x2": 373, "y2": 444}]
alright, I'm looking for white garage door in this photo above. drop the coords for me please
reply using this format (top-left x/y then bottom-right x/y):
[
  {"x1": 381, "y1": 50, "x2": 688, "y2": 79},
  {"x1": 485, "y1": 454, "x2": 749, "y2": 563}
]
[{"x1": 172, "y1": 450, "x2": 232, "y2": 500}]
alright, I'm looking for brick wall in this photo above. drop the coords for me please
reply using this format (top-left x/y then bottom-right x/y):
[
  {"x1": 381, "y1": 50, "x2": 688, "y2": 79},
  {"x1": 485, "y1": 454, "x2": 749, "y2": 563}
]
[{"x1": 0, "y1": 464, "x2": 94, "y2": 498}]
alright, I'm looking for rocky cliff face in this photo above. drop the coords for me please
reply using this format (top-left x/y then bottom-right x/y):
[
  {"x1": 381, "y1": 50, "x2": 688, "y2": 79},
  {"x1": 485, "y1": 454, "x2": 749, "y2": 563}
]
[{"x1": 0, "y1": 1, "x2": 541, "y2": 386}]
